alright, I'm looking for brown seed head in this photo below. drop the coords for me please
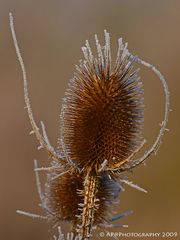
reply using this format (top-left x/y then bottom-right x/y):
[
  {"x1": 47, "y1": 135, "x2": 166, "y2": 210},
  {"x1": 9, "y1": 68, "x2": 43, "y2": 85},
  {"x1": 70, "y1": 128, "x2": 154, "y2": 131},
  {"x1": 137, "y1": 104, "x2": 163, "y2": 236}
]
[
  {"x1": 45, "y1": 166, "x2": 121, "y2": 226},
  {"x1": 9, "y1": 11, "x2": 170, "y2": 240},
  {"x1": 60, "y1": 31, "x2": 144, "y2": 171}
]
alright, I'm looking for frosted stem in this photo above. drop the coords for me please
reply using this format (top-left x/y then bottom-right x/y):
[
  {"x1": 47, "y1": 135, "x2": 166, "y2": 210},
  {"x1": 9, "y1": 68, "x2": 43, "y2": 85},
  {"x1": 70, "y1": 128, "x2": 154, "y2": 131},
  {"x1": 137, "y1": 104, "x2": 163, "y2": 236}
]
[
  {"x1": 9, "y1": 12, "x2": 61, "y2": 161},
  {"x1": 16, "y1": 210, "x2": 47, "y2": 220}
]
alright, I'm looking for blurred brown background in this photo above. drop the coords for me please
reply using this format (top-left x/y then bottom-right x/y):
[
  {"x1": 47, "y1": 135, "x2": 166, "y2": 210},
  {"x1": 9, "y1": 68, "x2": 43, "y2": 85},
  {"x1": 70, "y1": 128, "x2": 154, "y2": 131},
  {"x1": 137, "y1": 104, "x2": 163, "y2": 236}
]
[{"x1": 0, "y1": 0, "x2": 179, "y2": 239}]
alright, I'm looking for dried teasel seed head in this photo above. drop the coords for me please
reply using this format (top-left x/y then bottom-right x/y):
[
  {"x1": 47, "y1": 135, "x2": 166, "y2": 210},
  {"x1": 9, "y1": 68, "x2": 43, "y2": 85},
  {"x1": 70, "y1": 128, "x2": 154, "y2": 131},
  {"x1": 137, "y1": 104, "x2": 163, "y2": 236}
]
[
  {"x1": 10, "y1": 11, "x2": 170, "y2": 240},
  {"x1": 45, "y1": 168, "x2": 83, "y2": 222},
  {"x1": 60, "y1": 31, "x2": 144, "y2": 171},
  {"x1": 45, "y1": 166, "x2": 121, "y2": 228}
]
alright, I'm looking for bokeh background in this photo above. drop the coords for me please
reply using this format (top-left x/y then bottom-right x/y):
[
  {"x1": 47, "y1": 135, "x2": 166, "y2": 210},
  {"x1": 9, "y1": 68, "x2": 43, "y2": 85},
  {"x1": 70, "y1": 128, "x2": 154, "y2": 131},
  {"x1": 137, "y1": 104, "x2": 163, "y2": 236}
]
[{"x1": 0, "y1": 0, "x2": 180, "y2": 239}]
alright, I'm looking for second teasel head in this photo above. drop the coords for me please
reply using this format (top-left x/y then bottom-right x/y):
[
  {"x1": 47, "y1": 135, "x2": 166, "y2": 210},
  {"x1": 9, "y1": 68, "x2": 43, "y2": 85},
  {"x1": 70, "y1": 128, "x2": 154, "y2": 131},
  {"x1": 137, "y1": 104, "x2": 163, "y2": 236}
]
[
  {"x1": 60, "y1": 31, "x2": 144, "y2": 172},
  {"x1": 45, "y1": 167, "x2": 122, "y2": 226}
]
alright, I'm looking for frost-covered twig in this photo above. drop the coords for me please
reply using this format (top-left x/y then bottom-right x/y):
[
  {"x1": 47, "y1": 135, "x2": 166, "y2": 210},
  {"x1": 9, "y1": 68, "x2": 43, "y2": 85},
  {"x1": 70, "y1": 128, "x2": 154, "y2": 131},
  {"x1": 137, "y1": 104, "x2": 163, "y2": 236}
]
[
  {"x1": 120, "y1": 179, "x2": 148, "y2": 193},
  {"x1": 16, "y1": 210, "x2": 47, "y2": 220}
]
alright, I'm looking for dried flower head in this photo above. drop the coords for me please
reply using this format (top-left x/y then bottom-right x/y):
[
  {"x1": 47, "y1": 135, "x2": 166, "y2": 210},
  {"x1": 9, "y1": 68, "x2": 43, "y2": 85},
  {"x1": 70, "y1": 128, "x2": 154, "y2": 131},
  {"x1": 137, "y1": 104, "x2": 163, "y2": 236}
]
[
  {"x1": 9, "y1": 12, "x2": 170, "y2": 240},
  {"x1": 60, "y1": 31, "x2": 144, "y2": 172}
]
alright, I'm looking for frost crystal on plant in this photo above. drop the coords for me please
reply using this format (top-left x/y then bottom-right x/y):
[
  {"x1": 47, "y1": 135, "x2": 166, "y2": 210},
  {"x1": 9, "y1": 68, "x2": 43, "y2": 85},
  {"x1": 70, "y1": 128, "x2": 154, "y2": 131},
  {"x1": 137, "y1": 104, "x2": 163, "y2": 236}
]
[{"x1": 9, "y1": 12, "x2": 170, "y2": 240}]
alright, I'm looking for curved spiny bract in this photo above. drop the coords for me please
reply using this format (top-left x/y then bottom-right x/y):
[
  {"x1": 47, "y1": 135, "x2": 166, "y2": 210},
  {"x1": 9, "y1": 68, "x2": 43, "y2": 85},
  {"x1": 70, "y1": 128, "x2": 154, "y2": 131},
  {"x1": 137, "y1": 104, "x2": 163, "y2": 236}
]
[{"x1": 60, "y1": 31, "x2": 144, "y2": 172}]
